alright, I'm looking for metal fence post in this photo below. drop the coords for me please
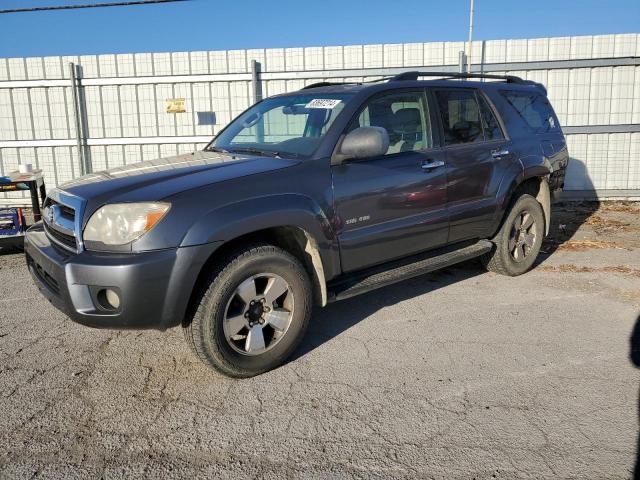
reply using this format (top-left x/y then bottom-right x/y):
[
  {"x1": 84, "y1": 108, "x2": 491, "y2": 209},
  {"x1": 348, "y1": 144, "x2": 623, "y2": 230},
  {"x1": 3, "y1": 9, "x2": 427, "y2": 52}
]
[
  {"x1": 251, "y1": 60, "x2": 264, "y2": 142},
  {"x1": 69, "y1": 62, "x2": 90, "y2": 175},
  {"x1": 251, "y1": 59, "x2": 263, "y2": 104},
  {"x1": 458, "y1": 51, "x2": 466, "y2": 73}
]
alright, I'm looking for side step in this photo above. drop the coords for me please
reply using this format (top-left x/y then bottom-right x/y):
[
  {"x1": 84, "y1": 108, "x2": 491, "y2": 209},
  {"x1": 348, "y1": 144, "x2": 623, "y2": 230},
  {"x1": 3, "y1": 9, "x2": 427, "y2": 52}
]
[{"x1": 327, "y1": 240, "x2": 493, "y2": 302}]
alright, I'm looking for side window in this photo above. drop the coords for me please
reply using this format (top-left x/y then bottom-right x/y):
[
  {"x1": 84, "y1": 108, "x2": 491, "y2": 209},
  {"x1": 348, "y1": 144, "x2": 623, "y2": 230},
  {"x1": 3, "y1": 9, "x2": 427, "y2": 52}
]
[
  {"x1": 478, "y1": 94, "x2": 505, "y2": 140},
  {"x1": 500, "y1": 90, "x2": 559, "y2": 133},
  {"x1": 435, "y1": 90, "x2": 483, "y2": 145},
  {"x1": 349, "y1": 91, "x2": 432, "y2": 155}
]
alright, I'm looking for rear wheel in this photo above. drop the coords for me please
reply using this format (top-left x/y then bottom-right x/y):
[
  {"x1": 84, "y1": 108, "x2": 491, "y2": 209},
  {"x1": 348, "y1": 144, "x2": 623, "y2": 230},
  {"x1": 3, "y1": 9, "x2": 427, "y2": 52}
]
[
  {"x1": 481, "y1": 194, "x2": 544, "y2": 276},
  {"x1": 183, "y1": 244, "x2": 312, "y2": 378}
]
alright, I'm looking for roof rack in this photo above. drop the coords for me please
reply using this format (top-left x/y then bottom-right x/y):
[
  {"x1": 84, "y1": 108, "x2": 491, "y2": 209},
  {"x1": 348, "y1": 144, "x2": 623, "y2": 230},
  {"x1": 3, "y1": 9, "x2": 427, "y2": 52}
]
[
  {"x1": 300, "y1": 71, "x2": 542, "y2": 92},
  {"x1": 389, "y1": 71, "x2": 529, "y2": 84},
  {"x1": 302, "y1": 76, "x2": 392, "y2": 90},
  {"x1": 302, "y1": 81, "x2": 360, "y2": 89}
]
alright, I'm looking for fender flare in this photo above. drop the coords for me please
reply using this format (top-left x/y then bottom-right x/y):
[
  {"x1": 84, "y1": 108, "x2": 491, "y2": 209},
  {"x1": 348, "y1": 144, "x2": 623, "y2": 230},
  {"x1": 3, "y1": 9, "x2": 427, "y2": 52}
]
[
  {"x1": 496, "y1": 156, "x2": 552, "y2": 236},
  {"x1": 536, "y1": 177, "x2": 551, "y2": 236},
  {"x1": 179, "y1": 194, "x2": 338, "y2": 306},
  {"x1": 519, "y1": 156, "x2": 552, "y2": 235}
]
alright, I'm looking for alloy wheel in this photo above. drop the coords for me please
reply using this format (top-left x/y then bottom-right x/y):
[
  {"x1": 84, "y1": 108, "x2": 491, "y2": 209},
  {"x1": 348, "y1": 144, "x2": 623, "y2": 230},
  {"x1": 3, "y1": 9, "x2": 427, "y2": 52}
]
[
  {"x1": 509, "y1": 210, "x2": 537, "y2": 262},
  {"x1": 223, "y1": 273, "x2": 295, "y2": 355}
]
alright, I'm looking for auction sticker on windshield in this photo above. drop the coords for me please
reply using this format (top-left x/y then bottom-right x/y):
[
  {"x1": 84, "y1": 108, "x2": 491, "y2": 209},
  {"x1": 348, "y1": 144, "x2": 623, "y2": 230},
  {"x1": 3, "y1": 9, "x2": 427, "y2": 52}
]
[{"x1": 305, "y1": 99, "x2": 342, "y2": 109}]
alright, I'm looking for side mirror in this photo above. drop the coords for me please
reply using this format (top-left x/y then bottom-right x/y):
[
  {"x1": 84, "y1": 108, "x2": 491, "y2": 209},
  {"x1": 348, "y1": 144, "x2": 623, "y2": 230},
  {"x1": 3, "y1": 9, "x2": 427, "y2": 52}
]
[{"x1": 334, "y1": 126, "x2": 389, "y2": 164}]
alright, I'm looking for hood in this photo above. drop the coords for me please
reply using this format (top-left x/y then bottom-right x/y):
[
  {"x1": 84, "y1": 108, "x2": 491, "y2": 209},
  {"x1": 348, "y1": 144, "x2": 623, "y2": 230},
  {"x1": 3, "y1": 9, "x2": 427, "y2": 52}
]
[{"x1": 58, "y1": 150, "x2": 300, "y2": 207}]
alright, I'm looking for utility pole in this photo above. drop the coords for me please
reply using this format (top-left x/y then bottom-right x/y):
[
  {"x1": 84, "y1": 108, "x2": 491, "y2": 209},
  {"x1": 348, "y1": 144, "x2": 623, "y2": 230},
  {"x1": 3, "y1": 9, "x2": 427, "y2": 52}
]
[{"x1": 466, "y1": 0, "x2": 475, "y2": 73}]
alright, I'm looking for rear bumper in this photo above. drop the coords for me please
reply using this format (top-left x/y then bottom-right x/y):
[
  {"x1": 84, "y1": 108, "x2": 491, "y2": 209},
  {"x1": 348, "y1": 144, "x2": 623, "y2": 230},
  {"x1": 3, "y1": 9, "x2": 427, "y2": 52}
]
[
  {"x1": 549, "y1": 146, "x2": 568, "y2": 201},
  {"x1": 24, "y1": 223, "x2": 220, "y2": 330},
  {"x1": 550, "y1": 166, "x2": 566, "y2": 201}
]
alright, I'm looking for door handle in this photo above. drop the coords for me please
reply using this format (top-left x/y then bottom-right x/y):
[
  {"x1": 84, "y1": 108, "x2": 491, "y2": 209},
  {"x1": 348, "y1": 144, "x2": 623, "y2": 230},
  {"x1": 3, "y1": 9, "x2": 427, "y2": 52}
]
[
  {"x1": 491, "y1": 148, "x2": 510, "y2": 158},
  {"x1": 421, "y1": 159, "x2": 445, "y2": 171}
]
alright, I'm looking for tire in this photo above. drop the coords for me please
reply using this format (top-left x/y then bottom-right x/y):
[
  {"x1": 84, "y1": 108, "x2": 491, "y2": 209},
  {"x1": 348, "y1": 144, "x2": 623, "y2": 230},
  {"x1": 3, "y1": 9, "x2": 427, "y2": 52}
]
[
  {"x1": 481, "y1": 194, "x2": 545, "y2": 276},
  {"x1": 183, "y1": 243, "x2": 312, "y2": 378}
]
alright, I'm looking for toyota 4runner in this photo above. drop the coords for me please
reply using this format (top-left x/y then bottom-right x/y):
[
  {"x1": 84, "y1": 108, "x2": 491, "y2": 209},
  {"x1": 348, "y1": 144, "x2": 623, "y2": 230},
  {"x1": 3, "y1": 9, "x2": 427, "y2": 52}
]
[{"x1": 25, "y1": 71, "x2": 568, "y2": 377}]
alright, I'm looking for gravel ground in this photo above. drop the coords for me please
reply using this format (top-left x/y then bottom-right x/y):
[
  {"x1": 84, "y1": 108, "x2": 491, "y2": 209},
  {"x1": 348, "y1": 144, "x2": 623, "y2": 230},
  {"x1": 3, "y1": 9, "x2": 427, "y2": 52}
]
[{"x1": 1, "y1": 202, "x2": 639, "y2": 479}]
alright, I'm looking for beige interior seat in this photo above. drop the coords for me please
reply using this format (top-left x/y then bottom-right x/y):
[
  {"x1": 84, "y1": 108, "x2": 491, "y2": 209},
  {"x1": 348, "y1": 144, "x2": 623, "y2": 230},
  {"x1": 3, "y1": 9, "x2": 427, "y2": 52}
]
[{"x1": 387, "y1": 108, "x2": 424, "y2": 154}]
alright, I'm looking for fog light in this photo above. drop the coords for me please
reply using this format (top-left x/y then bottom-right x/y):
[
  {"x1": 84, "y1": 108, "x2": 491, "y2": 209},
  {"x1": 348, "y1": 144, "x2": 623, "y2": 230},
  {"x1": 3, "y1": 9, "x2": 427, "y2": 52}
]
[
  {"x1": 105, "y1": 289, "x2": 120, "y2": 309},
  {"x1": 97, "y1": 288, "x2": 121, "y2": 310}
]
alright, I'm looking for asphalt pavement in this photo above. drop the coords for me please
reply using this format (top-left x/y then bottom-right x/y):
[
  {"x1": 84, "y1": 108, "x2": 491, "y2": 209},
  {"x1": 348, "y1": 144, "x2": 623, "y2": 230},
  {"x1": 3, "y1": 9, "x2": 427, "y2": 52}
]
[{"x1": 1, "y1": 202, "x2": 639, "y2": 479}]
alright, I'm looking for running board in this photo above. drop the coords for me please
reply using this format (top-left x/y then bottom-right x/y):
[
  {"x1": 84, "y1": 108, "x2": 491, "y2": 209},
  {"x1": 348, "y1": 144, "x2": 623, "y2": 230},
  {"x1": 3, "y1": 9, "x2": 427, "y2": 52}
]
[{"x1": 327, "y1": 240, "x2": 493, "y2": 302}]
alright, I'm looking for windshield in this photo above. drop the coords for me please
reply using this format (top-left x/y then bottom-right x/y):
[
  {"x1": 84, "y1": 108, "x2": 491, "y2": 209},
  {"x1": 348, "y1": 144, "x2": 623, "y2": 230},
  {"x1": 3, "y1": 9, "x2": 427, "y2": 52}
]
[{"x1": 208, "y1": 93, "x2": 352, "y2": 159}]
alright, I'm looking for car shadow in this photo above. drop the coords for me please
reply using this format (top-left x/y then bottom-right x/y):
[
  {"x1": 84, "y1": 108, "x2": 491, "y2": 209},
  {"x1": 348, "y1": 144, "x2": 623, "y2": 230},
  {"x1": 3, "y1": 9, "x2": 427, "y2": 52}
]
[
  {"x1": 292, "y1": 156, "x2": 601, "y2": 363},
  {"x1": 631, "y1": 315, "x2": 640, "y2": 479},
  {"x1": 289, "y1": 259, "x2": 486, "y2": 363},
  {"x1": 293, "y1": 156, "x2": 599, "y2": 362},
  {"x1": 0, "y1": 242, "x2": 24, "y2": 256},
  {"x1": 537, "y1": 200, "x2": 600, "y2": 264},
  {"x1": 538, "y1": 157, "x2": 599, "y2": 260}
]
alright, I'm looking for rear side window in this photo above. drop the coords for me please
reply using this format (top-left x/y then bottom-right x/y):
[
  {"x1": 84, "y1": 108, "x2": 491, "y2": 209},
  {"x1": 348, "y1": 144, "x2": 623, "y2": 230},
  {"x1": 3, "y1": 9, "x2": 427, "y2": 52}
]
[
  {"x1": 500, "y1": 90, "x2": 559, "y2": 133},
  {"x1": 478, "y1": 95, "x2": 504, "y2": 140},
  {"x1": 435, "y1": 89, "x2": 484, "y2": 145}
]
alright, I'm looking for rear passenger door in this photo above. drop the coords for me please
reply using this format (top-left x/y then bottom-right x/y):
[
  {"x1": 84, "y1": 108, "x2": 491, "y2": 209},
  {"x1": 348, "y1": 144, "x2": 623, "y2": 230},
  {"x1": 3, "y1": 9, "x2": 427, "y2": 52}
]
[{"x1": 432, "y1": 88, "x2": 511, "y2": 242}]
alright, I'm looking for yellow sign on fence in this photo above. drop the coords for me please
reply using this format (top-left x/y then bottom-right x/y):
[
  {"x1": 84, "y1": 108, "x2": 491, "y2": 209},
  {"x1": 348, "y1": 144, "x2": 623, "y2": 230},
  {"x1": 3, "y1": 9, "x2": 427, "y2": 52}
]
[{"x1": 166, "y1": 98, "x2": 186, "y2": 113}]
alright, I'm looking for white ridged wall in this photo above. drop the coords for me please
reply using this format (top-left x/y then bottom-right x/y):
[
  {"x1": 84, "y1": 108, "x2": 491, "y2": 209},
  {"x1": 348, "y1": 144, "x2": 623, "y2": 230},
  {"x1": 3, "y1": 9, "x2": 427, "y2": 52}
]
[{"x1": 0, "y1": 33, "x2": 639, "y2": 204}]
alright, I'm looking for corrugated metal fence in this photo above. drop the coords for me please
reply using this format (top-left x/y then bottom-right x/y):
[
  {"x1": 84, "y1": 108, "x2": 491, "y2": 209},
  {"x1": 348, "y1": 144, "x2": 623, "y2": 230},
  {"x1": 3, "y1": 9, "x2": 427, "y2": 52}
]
[{"x1": 1, "y1": 33, "x2": 639, "y2": 205}]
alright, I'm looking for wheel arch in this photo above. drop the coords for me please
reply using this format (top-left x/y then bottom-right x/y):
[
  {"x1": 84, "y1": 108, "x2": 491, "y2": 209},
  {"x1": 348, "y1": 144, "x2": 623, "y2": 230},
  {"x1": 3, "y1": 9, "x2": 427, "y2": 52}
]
[
  {"x1": 188, "y1": 225, "x2": 329, "y2": 311},
  {"x1": 497, "y1": 173, "x2": 551, "y2": 237},
  {"x1": 181, "y1": 195, "x2": 337, "y2": 310}
]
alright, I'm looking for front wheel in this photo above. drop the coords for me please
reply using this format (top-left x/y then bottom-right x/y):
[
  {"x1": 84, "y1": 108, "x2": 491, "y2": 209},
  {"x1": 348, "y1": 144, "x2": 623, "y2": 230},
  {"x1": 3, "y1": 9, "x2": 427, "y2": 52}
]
[
  {"x1": 481, "y1": 194, "x2": 545, "y2": 276},
  {"x1": 183, "y1": 244, "x2": 312, "y2": 378}
]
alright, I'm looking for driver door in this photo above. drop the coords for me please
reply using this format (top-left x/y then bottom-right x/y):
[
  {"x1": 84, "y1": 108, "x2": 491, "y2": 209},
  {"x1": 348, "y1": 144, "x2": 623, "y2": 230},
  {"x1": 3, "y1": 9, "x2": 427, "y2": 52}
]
[{"x1": 331, "y1": 90, "x2": 449, "y2": 273}]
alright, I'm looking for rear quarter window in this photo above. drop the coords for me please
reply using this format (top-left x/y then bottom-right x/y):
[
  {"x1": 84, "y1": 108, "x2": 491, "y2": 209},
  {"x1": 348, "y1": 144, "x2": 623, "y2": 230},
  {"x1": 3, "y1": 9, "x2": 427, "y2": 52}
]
[{"x1": 500, "y1": 90, "x2": 559, "y2": 134}]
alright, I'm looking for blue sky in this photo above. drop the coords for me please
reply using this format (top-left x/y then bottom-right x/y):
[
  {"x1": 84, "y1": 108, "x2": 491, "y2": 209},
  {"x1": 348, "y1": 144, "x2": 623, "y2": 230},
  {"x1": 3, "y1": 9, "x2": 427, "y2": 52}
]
[{"x1": 0, "y1": 0, "x2": 638, "y2": 57}]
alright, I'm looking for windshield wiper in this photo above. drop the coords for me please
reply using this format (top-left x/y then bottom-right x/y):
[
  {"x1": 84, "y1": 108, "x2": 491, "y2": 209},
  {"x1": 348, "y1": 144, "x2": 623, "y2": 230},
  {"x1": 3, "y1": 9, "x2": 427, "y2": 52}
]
[{"x1": 228, "y1": 147, "x2": 282, "y2": 158}]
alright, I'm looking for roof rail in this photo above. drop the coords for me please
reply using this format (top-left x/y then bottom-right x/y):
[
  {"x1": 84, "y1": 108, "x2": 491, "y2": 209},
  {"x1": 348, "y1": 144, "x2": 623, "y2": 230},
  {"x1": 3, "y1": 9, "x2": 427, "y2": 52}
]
[
  {"x1": 389, "y1": 71, "x2": 529, "y2": 84},
  {"x1": 302, "y1": 76, "x2": 392, "y2": 90},
  {"x1": 302, "y1": 81, "x2": 360, "y2": 89}
]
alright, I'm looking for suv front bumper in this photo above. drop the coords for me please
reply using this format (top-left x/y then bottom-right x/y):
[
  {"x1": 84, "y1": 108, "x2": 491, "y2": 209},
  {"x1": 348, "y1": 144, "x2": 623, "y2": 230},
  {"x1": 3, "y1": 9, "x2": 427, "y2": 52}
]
[{"x1": 24, "y1": 223, "x2": 220, "y2": 330}]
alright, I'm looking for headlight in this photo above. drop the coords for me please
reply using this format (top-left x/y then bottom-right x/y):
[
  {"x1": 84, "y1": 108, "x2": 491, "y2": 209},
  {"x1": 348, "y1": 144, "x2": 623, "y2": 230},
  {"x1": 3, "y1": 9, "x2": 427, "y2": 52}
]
[{"x1": 83, "y1": 202, "x2": 170, "y2": 246}]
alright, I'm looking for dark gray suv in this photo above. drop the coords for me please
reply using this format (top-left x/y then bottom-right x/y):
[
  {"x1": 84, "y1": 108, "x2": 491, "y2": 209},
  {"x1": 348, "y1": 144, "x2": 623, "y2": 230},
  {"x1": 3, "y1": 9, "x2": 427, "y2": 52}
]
[{"x1": 25, "y1": 71, "x2": 568, "y2": 377}]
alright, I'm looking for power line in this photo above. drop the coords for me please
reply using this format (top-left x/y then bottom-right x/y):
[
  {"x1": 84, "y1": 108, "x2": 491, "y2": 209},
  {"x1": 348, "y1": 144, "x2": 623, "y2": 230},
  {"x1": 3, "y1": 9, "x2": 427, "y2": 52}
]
[{"x1": 0, "y1": 0, "x2": 190, "y2": 14}]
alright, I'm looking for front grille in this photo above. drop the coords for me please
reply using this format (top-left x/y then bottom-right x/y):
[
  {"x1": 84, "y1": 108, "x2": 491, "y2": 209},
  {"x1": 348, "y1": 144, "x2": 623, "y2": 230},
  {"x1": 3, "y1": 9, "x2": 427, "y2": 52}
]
[
  {"x1": 43, "y1": 196, "x2": 78, "y2": 252},
  {"x1": 44, "y1": 222, "x2": 78, "y2": 251},
  {"x1": 45, "y1": 198, "x2": 76, "y2": 222},
  {"x1": 26, "y1": 254, "x2": 60, "y2": 295},
  {"x1": 58, "y1": 204, "x2": 75, "y2": 221}
]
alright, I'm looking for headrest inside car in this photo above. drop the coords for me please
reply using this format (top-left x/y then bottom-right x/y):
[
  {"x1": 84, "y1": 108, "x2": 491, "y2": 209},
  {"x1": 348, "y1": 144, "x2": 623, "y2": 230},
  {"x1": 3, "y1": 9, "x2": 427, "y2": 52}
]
[{"x1": 392, "y1": 108, "x2": 422, "y2": 134}]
